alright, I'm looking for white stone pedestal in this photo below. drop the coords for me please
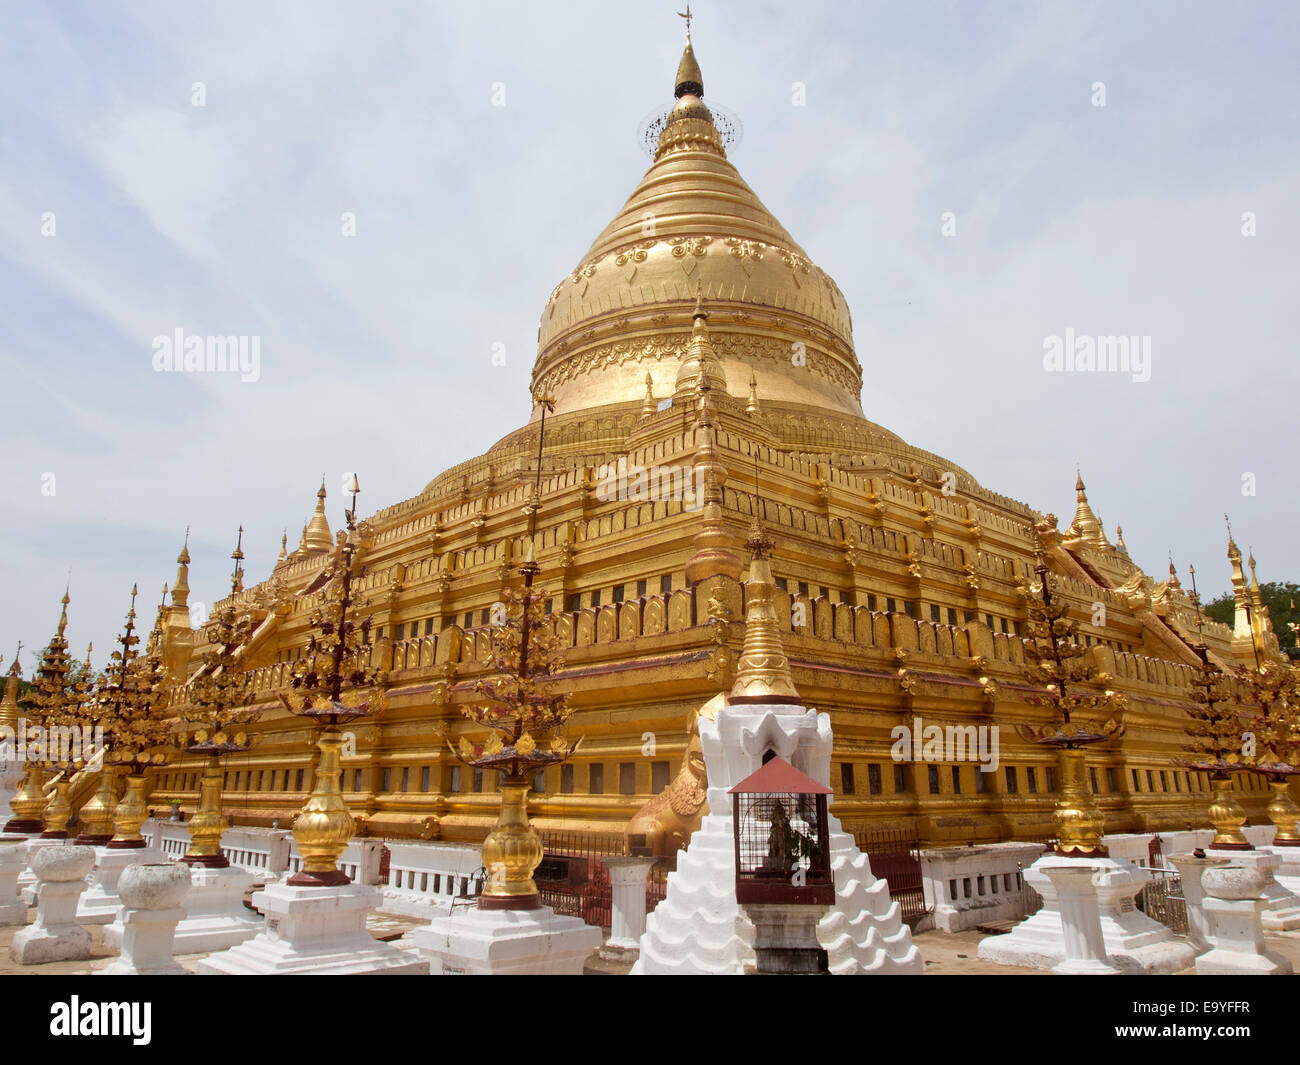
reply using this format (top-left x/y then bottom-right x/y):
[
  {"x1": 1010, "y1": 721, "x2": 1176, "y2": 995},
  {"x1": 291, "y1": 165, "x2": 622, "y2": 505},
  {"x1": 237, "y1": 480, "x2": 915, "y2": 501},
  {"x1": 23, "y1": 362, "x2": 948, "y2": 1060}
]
[
  {"x1": 743, "y1": 902, "x2": 831, "y2": 974},
  {"x1": 409, "y1": 904, "x2": 601, "y2": 975},
  {"x1": 1212, "y1": 849, "x2": 1300, "y2": 932},
  {"x1": 1168, "y1": 853, "x2": 1230, "y2": 953},
  {"x1": 977, "y1": 853, "x2": 1196, "y2": 973},
  {"x1": 601, "y1": 856, "x2": 657, "y2": 956},
  {"x1": 198, "y1": 881, "x2": 427, "y2": 974},
  {"x1": 1196, "y1": 865, "x2": 1292, "y2": 975},
  {"x1": 0, "y1": 837, "x2": 29, "y2": 925},
  {"x1": 1268, "y1": 843, "x2": 1300, "y2": 897},
  {"x1": 124, "y1": 863, "x2": 260, "y2": 954},
  {"x1": 99, "y1": 863, "x2": 192, "y2": 976},
  {"x1": 78, "y1": 846, "x2": 166, "y2": 926},
  {"x1": 18, "y1": 836, "x2": 69, "y2": 906},
  {"x1": 11, "y1": 845, "x2": 95, "y2": 964},
  {"x1": 634, "y1": 699, "x2": 922, "y2": 975},
  {"x1": 1042, "y1": 863, "x2": 1120, "y2": 975}
]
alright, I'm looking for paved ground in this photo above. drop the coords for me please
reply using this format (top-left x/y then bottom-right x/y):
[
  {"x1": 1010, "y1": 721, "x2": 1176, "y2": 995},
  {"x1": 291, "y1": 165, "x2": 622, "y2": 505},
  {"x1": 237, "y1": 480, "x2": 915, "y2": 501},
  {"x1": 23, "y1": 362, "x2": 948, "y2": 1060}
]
[{"x1": 3, "y1": 908, "x2": 1299, "y2": 976}]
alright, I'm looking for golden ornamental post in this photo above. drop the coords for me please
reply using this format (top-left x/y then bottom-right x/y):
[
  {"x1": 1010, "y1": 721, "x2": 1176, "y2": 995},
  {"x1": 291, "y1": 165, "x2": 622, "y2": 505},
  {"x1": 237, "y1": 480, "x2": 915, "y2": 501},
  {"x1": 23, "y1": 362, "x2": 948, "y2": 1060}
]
[
  {"x1": 1015, "y1": 541, "x2": 1124, "y2": 857},
  {"x1": 178, "y1": 531, "x2": 263, "y2": 866},
  {"x1": 26, "y1": 589, "x2": 95, "y2": 840},
  {"x1": 280, "y1": 478, "x2": 385, "y2": 886},
  {"x1": 1179, "y1": 645, "x2": 1254, "y2": 849},
  {"x1": 94, "y1": 587, "x2": 178, "y2": 847},
  {"x1": 452, "y1": 395, "x2": 582, "y2": 910}
]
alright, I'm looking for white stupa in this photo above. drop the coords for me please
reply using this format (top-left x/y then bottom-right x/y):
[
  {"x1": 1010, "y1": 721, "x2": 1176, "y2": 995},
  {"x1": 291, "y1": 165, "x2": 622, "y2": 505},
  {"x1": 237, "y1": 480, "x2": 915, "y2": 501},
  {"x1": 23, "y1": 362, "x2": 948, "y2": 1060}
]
[{"x1": 632, "y1": 534, "x2": 923, "y2": 975}]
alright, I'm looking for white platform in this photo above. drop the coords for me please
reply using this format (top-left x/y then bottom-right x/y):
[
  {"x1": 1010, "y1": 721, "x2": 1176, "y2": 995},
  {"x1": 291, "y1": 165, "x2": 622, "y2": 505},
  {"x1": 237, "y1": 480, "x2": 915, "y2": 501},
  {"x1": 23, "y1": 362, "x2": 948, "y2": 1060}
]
[
  {"x1": 977, "y1": 853, "x2": 1196, "y2": 974},
  {"x1": 634, "y1": 700, "x2": 923, "y2": 975},
  {"x1": 1220, "y1": 849, "x2": 1300, "y2": 932},
  {"x1": 198, "y1": 881, "x2": 427, "y2": 975},
  {"x1": 78, "y1": 846, "x2": 166, "y2": 926},
  {"x1": 0, "y1": 838, "x2": 29, "y2": 926},
  {"x1": 18, "y1": 837, "x2": 68, "y2": 906},
  {"x1": 409, "y1": 904, "x2": 602, "y2": 975},
  {"x1": 110, "y1": 863, "x2": 260, "y2": 953},
  {"x1": 1268, "y1": 844, "x2": 1300, "y2": 898}
]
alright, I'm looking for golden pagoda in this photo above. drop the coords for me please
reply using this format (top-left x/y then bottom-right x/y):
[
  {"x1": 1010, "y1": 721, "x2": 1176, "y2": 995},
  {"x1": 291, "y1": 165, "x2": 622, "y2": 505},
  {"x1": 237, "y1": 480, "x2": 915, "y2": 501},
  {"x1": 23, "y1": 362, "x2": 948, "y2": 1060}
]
[{"x1": 133, "y1": 25, "x2": 1286, "y2": 853}]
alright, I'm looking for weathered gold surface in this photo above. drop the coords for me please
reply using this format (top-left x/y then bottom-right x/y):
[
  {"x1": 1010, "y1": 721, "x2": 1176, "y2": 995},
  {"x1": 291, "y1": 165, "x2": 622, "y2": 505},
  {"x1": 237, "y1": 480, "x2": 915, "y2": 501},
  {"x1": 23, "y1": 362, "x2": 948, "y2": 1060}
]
[
  {"x1": 76, "y1": 766, "x2": 117, "y2": 842},
  {"x1": 110, "y1": 774, "x2": 150, "y2": 845},
  {"x1": 291, "y1": 726, "x2": 354, "y2": 875},
  {"x1": 185, "y1": 756, "x2": 228, "y2": 859},
  {"x1": 42, "y1": 781, "x2": 72, "y2": 838},
  {"x1": 1208, "y1": 775, "x2": 1251, "y2": 848},
  {"x1": 1053, "y1": 748, "x2": 1107, "y2": 856},
  {"x1": 480, "y1": 777, "x2": 544, "y2": 901},
  {"x1": 1267, "y1": 780, "x2": 1300, "y2": 843}
]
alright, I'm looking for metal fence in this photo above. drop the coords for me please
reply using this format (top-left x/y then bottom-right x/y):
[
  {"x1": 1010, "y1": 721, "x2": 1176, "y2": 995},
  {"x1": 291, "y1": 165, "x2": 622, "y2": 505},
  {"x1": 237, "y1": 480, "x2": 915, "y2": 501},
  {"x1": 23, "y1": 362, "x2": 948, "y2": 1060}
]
[
  {"x1": 844, "y1": 823, "x2": 930, "y2": 923},
  {"x1": 1137, "y1": 868, "x2": 1187, "y2": 934}
]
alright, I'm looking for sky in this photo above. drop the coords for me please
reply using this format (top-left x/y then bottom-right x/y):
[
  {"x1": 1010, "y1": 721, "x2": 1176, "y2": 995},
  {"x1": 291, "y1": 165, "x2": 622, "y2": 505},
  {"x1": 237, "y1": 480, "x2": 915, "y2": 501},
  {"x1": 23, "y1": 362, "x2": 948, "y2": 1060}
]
[{"x1": 1, "y1": 0, "x2": 1297, "y2": 668}]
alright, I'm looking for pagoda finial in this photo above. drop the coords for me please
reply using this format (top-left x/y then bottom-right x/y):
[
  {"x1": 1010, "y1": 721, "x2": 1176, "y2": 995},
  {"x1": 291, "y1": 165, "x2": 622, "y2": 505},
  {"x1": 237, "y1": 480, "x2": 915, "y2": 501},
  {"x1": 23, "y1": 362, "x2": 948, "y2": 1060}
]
[
  {"x1": 641, "y1": 372, "x2": 655, "y2": 417},
  {"x1": 277, "y1": 529, "x2": 288, "y2": 563},
  {"x1": 674, "y1": 9, "x2": 704, "y2": 99},
  {"x1": 729, "y1": 527, "x2": 801, "y2": 705},
  {"x1": 171, "y1": 529, "x2": 191, "y2": 610},
  {"x1": 304, "y1": 478, "x2": 333, "y2": 553},
  {"x1": 746, "y1": 370, "x2": 760, "y2": 415},
  {"x1": 675, "y1": 282, "x2": 727, "y2": 399}
]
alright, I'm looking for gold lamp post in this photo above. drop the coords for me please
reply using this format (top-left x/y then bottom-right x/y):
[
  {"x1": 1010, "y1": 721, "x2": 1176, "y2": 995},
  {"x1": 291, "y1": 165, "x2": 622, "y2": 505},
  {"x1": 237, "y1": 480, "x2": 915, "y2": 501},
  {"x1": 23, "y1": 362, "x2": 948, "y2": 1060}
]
[
  {"x1": 94, "y1": 586, "x2": 178, "y2": 847},
  {"x1": 1178, "y1": 565, "x2": 1254, "y2": 849},
  {"x1": 24, "y1": 590, "x2": 96, "y2": 839},
  {"x1": 279, "y1": 478, "x2": 386, "y2": 887},
  {"x1": 1179, "y1": 647, "x2": 1253, "y2": 849},
  {"x1": 178, "y1": 532, "x2": 262, "y2": 866},
  {"x1": 451, "y1": 396, "x2": 581, "y2": 910},
  {"x1": 1016, "y1": 544, "x2": 1124, "y2": 857},
  {"x1": 2, "y1": 646, "x2": 49, "y2": 836},
  {"x1": 1239, "y1": 662, "x2": 1300, "y2": 847}
]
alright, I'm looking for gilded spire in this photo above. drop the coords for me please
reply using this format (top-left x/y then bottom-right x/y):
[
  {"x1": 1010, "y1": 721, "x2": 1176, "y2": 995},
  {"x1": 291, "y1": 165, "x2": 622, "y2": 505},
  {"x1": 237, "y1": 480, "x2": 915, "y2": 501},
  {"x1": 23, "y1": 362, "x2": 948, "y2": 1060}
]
[
  {"x1": 230, "y1": 526, "x2": 246, "y2": 594},
  {"x1": 172, "y1": 528, "x2": 191, "y2": 610},
  {"x1": 641, "y1": 372, "x2": 656, "y2": 418},
  {"x1": 729, "y1": 520, "x2": 801, "y2": 705},
  {"x1": 0, "y1": 644, "x2": 21, "y2": 734},
  {"x1": 277, "y1": 529, "x2": 288, "y2": 563},
  {"x1": 57, "y1": 583, "x2": 70, "y2": 638},
  {"x1": 1167, "y1": 553, "x2": 1181, "y2": 591},
  {"x1": 674, "y1": 284, "x2": 728, "y2": 399},
  {"x1": 1066, "y1": 470, "x2": 1107, "y2": 549},
  {"x1": 304, "y1": 479, "x2": 333, "y2": 553},
  {"x1": 674, "y1": 33, "x2": 703, "y2": 99},
  {"x1": 684, "y1": 426, "x2": 742, "y2": 583},
  {"x1": 746, "y1": 371, "x2": 760, "y2": 415}
]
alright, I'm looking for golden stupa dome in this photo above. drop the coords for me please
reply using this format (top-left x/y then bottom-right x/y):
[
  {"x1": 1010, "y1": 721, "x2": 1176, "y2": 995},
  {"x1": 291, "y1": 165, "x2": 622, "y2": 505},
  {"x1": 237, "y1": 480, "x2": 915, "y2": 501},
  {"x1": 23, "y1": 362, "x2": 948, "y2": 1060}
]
[{"x1": 530, "y1": 36, "x2": 863, "y2": 422}]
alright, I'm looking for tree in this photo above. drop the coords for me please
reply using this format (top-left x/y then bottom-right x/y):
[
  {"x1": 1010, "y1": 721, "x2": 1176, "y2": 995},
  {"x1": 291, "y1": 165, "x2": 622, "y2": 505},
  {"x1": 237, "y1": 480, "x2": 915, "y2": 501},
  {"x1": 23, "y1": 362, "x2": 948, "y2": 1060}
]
[{"x1": 1204, "y1": 581, "x2": 1300, "y2": 659}]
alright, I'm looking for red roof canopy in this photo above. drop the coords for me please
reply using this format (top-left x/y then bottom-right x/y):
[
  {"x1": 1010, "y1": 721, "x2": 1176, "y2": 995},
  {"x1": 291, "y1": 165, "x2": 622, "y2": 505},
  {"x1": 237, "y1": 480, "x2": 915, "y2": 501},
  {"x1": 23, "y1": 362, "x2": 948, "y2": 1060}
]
[{"x1": 728, "y1": 755, "x2": 832, "y2": 795}]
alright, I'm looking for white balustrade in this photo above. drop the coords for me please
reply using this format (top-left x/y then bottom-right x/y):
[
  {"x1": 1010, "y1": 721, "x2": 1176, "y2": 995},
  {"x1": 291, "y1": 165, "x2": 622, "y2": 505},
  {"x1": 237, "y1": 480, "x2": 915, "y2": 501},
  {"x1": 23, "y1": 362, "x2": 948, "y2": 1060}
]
[{"x1": 379, "y1": 841, "x2": 483, "y2": 918}]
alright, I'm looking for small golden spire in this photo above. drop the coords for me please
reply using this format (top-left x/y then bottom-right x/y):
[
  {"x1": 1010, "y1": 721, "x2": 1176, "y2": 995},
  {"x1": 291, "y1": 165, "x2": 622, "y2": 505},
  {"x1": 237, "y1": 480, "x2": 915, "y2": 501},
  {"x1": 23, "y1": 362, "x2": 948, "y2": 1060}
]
[
  {"x1": 729, "y1": 520, "x2": 801, "y2": 705},
  {"x1": 172, "y1": 529, "x2": 191, "y2": 610},
  {"x1": 674, "y1": 283, "x2": 728, "y2": 399},
  {"x1": 674, "y1": 8, "x2": 703, "y2": 99},
  {"x1": 304, "y1": 480, "x2": 333, "y2": 553},
  {"x1": 641, "y1": 372, "x2": 655, "y2": 417},
  {"x1": 746, "y1": 370, "x2": 760, "y2": 415},
  {"x1": 1168, "y1": 553, "x2": 1182, "y2": 591},
  {"x1": 277, "y1": 529, "x2": 288, "y2": 563}
]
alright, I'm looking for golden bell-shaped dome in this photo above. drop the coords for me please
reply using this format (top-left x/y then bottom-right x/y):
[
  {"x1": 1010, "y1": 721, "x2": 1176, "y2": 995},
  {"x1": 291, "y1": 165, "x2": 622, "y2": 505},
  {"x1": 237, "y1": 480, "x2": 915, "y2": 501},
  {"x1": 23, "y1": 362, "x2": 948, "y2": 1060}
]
[{"x1": 530, "y1": 35, "x2": 863, "y2": 422}]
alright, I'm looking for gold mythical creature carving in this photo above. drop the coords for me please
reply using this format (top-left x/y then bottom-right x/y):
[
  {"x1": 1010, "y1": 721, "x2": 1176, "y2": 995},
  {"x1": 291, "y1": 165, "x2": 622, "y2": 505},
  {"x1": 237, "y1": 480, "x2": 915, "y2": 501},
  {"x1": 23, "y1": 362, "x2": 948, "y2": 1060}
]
[{"x1": 625, "y1": 695, "x2": 721, "y2": 857}]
